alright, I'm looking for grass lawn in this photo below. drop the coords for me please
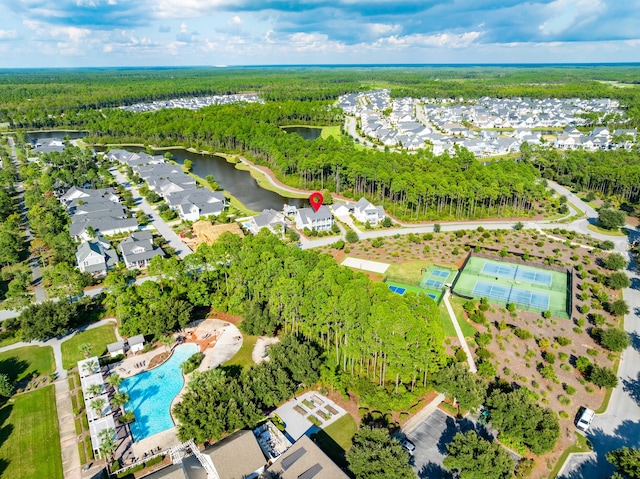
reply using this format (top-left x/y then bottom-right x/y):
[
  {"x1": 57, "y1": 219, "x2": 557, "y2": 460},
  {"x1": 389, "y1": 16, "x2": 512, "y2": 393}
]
[
  {"x1": 0, "y1": 346, "x2": 55, "y2": 382},
  {"x1": 225, "y1": 334, "x2": 258, "y2": 368},
  {"x1": 312, "y1": 414, "x2": 357, "y2": 469},
  {"x1": 445, "y1": 296, "x2": 478, "y2": 338},
  {"x1": 0, "y1": 386, "x2": 63, "y2": 479},
  {"x1": 547, "y1": 433, "x2": 590, "y2": 479},
  {"x1": 321, "y1": 126, "x2": 342, "y2": 139},
  {"x1": 61, "y1": 324, "x2": 117, "y2": 370},
  {"x1": 587, "y1": 224, "x2": 627, "y2": 237},
  {"x1": 385, "y1": 260, "x2": 432, "y2": 285}
]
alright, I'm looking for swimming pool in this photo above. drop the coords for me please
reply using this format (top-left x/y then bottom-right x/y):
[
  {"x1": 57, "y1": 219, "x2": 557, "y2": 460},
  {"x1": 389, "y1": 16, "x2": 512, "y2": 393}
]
[{"x1": 119, "y1": 343, "x2": 198, "y2": 441}]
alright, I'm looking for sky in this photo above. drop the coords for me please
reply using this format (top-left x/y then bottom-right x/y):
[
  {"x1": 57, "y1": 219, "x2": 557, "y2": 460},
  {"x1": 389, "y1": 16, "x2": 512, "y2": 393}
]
[{"x1": 0, "y1": 0, "x2": 638, "y2": 68}]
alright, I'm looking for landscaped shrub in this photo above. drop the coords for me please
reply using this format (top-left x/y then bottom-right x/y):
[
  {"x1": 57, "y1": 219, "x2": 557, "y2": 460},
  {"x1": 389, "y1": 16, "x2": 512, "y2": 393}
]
[
  {"x1": 476, "y1": 348, "x2": 492, "y2": 360},
  {"x1": 558, "y1": 395, "x2": 571, "y2": 406},
  {"x1": 514, "y1": 328, "x2": 533, "y2": 340},
  {"x1": 555, "y1": 336, "x2": 572, "y2": 346},
  {"x1": 543, "y1": 351, "x2": 556, "y2": 364},
  {"x1": 514, "y1": 458, "x2": 535, "y2": 478},
  {"x1": 181, "y1": 353, "x2": 204, "y2": 374},
  {"x1": 538, "y1": 363, "x2": 557, "y2": 380},
  {"x1": 564, "y1": 384, "x2": 576, "y2": 395},
  {"x1": 475, "y1": 332, "x2": 492, "y2": 347},
  {"x1": 575, "y1": 356, "x2": 592, "y2": 374}
]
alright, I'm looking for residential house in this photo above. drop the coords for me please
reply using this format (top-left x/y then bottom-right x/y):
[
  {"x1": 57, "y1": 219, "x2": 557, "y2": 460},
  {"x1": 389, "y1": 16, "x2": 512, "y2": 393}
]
[
  {"x1": 265, "y1": 435, "x2": 349, "y2": 479},
  {"x1": 246, "y1": 209, "x2": 286, "y2": 236},
  {"x1": 75, "y1": 239, "x2": 118, "y2": 276},
  {"x1": 295, "y1": 206, "x2": 334, "y2": 232},
  {"x1": 166, "y1": 189, "x2": 227, "y2": 221},
  {"x1": 60, "y1": 186, "x2": 120, "y2": 206},
  {"x1": 353, "y1": 197, "x2": 385, "y2": 225},
  {"x1": 331, "y1": 201, "x2": 354, "y2": 217},
  {"x1": 107, "y1": 341, "x2": 125, "y2": 358},
  {"x1": 118, "y1": 231, "x2": 164, "y2": 269},
  {"x1": 69, "y1": 216, "x2": 138, "y2": 241},
  {"x1": 128, "y1": 334, "x2": 145, "y2": 353}
]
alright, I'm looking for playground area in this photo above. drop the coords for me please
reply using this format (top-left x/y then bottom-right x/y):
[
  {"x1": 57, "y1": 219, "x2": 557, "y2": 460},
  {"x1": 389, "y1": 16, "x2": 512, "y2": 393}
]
[
  {"x1": 384, "y1": 264, "x2": 457, "y2": 304},
  {"x1": 452, "y1": 256, "x2": 570, "y2": 317}
]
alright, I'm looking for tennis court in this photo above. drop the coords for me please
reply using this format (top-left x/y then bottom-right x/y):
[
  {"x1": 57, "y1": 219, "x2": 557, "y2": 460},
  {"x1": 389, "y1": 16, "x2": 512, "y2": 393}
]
[
  {"x1": 419, "y1": 266, "x2": 457, "y2": 291},
  {"x1": 454, "y1": 256, "x2": 569, "y2": 317},
  {"x1": 473, "y1": 281, "x2": 550, "y2": 310},
  {"x1": 388, "y1": 285, "x2": 407, "y2": 295}
]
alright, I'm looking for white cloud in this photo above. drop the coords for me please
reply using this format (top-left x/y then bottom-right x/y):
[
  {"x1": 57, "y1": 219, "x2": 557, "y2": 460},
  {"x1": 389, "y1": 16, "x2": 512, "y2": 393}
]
[
  {"x1": 539, "y1": 0, "x2": 605, "y2": 35},
  {"x1": 0, "y1": 30, "x2": 17, "y2": 40}
]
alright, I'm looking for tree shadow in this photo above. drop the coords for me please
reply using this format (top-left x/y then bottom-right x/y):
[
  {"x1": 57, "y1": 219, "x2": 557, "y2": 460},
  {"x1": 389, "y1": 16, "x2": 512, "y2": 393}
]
[
  {"x1": 0, "y1": 357, "x2": 30, "y2": 383},
  {"x1": 621, "y1": 371, "x2": 640, "y2": 407},
  {"x1": 558, "y1": 419, "x2": 640, "y2": 479},
  {"x1": 629, "y1": 277, "x2": 640, "y2": 291},
  {"x1": 417, "y1": 461, "x2": 453, "y2": 479},
  {"x1": 436, "y1": 415, "x2": 492, "y2": 456},
  {"x1": 310, "y1": 429, "x2": 348, "y2": 469},
  {"x1": 628, "y1": 331, "x2": 640, "y2": 353}
]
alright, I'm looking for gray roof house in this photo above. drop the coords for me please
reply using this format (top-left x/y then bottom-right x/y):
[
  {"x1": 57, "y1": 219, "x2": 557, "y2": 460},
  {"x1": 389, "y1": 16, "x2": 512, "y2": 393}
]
[
  {"x1": 107, "y1": 341, "x2": 125, "y2": 357},
  {"x1": 294, "y1": 206, "x2": 334, "y2": 231},
  {"x1": 60, "y1": 186, "x2": 119, "y2": 206},
  {"x1": 166, "y1": 189, "x2": 227, "y2": 221},
  {"x1": 247, "y1": 209, "x2": 286, "y2": 236},
  {"x1": 353, "y1": 198, "x2": 385, "y2": 225},
  {"x1": 75, "y1": 240, "x2": 119, "y2": 276},
  {"x1": 118, "y1": 231, "x2": 164, "y2": 269},
  {"x1": 128, "y1": 334, "x2": 145, "y2": 353},
  {"x1": 265, "y1": 435, "x2": 348, "y2": 479},
  {"x1": 70, "y1": 216, "x2": 139, "y2": 241}
]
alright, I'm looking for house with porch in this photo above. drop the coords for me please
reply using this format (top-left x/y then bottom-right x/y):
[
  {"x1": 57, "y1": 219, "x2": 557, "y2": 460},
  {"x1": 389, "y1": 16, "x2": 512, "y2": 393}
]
[
  {"x1": 118, "y1": 231, "x2": 164, "y2": 269},
  {"x1": 75, "y1": 239, "x2": 119, "y2": 276},
  {"x1": 295, "y1": 206, "x2": 334, "y2": 232},
  {"x1": 353, "y1": 197, "x2": 385, "y2": 225}
]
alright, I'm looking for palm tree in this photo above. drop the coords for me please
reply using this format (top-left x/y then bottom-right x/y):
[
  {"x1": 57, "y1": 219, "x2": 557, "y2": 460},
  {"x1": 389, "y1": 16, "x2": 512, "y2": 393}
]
[
  {"x1": 91, "y1": 397, "x2": 107, "y2": 417},
  {"x1": 159, "y1": 335, "x2": 174, "y2": 353},
  {"x1": 86, "y1": 384, "x2": 103, "y2": 398},
  {"x1": 98, "y1": 427, "x2": 117, "y2": 463},
  {"x1": 112, "y1": 392, "x2": 129, "y2": 411},
  {"x1": 78, "y1": 343, "x2": 93, "y2": 358},
  {"x1": 82, "y1": 359, "x2": 98, "y2": 375},
  {"x1": 106, "y1": 373, "x2": 122, "y2": 391}
]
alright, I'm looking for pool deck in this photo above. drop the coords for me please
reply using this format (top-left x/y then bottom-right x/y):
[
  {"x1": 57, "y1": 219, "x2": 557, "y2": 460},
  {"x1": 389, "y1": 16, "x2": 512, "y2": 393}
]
[{"x1": 108, "y1": 318, "x2": 244, "y2": 468}]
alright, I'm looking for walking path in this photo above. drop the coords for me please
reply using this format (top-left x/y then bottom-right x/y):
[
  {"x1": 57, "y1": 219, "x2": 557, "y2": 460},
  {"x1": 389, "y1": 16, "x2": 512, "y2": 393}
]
[{"x1": 442, "y1": 290, "x2": 477, "y2": 373}]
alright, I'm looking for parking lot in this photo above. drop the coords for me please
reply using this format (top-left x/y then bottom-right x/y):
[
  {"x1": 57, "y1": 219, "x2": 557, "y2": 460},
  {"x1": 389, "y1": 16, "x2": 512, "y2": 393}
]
[{"x1": 404, "y1": 409, "x2": 497, "y2": 479}]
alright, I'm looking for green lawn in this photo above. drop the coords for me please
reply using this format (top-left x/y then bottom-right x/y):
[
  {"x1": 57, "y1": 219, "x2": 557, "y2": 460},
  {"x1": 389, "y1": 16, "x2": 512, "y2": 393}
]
[
  {"x1": 0, "y1": 346, "x2": 55, "y2": 382},
  {"x1": 321, "y1": 126, "x2": 342, "y2": 139},
  {"x1": 587, "y1": 224, "x2": 627, "y2": 237},
  {"x1": 443, "y1": 296, "x2": 478, "y2": 338},
  {"x1": 0, "y1": 386, "x2": 63, "y2": 479},
  {"x1": 312, "y1": 414, "x2": 357, "y2": 469},
  {"x1": 385, "y1": 260, "x2": 432, "y2": 285},
  {"x1": 225, "y1": 334, "x2": 258, "y2": 368},
  {"x1": 60, "y1": 324, "x2": 117, "y2": 370}
]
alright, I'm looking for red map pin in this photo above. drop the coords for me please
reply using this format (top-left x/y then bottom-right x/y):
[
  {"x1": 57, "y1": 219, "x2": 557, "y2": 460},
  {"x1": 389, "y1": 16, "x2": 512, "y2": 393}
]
[{"x1": 309, "y1": 191, "x2": 324, "y2": 212}]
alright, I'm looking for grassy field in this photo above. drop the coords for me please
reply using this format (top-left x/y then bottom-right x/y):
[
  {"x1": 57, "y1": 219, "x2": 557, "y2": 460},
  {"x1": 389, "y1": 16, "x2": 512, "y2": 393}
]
[
  {"x1": 587, "y1": 224, "x2": 627, "y2": 237},
  {"x1": 321, "y1": 126, "x2": 342, "y2": 139},
  {"x1": 0, "y1": 346, "x2": 55, "y2": 382},
  {"x1": 233, "y1": 160, "x2": 308, "y2": 199},
  {"x1": 0, "y1": 386, "x2": 63, "y2": 479},
  {"x1": 385, "y1": 260, "x2": 432, "y2": 285},
  {"x1": 61, "y1": 324, "x2": 117, "y2": 370},
  {"x1": 444, "y1": 296, "x2": 478, "y2": 338},
  {"x1": 225, "y1": 334, "x2": 258, "y2": 368},
  {"x1": 312, "y1": 414, "x2": 357, "y2": 469}
]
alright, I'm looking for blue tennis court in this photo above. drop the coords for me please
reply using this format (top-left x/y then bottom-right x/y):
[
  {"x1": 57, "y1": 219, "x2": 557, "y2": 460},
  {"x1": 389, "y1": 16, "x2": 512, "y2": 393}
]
[
  {"x1": 432, "y1": 269, "x2": 450, "y2": 278},
  {"x1": 515, "y1": 268, "x2": 552, "y2": 287},
  {"x1": 388, "y1": 285, "x2": 406, "y2": 295},
  {"x1": 482, "y1": 262, "x2": 516, "y2": 279},
  {"x1": 473, "y1": 281, "x2": 510, "y2": 301},
  {"x1": 473, "y1": 281, "x2": 550, "y2": 309},
  {"x1": 427, "y1": 293, "x2": 437, "y2": 300},
  {"x1": 424, "y1": 279, "x2": 444, "y2": 288}
]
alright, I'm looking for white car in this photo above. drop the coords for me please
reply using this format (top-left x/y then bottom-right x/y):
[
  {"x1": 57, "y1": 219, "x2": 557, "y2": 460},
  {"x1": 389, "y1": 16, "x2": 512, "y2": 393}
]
[
  {"x1": 577, "y1": 408, "x2": 595, "y2": 432},
  {"x1": 401, "y1": 439, "x2": 416, "y2": 455}
]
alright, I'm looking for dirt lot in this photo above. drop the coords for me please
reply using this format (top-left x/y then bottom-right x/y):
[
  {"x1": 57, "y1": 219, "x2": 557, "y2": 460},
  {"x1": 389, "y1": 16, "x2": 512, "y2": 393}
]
[{"x1": 320, "y1": 227, "x2": 626, "y2": 477}]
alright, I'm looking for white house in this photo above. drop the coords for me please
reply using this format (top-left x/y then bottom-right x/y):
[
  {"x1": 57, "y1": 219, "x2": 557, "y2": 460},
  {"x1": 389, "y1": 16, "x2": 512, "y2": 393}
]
[
  {"x1": 295, "y1": 206, "x2": 334, "y2": 231},
  {"x1": 128, "y1": 334, "x2": 145, "y2": 353},
  {"x1": 246, "y1": 209, "x2": 286, "y2": 236},
  {"x1": 353, "y1": 198, "x2": 385, "y2": 225},
  {"x1": 75, "y1": 239, "x2": 119, "y2": 276},
  {"x1": 107, "y1": 341, "x2": 125, "y2": 358},
  {"x1": 118, "y1": 231, "x2": 164, "y2": 269},
  {"x1": 331, "y1": 202, "x2": 354, "y2": 217}
]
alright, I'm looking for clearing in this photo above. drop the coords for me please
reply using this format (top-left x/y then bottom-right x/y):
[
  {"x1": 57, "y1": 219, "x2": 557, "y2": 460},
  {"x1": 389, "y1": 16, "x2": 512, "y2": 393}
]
[
  {"x1": 0, "y1": 346, "x2": 55, "y2": 382},
  {"x1": 61, "y1": 324, "x2": 117, "y2": 370}
]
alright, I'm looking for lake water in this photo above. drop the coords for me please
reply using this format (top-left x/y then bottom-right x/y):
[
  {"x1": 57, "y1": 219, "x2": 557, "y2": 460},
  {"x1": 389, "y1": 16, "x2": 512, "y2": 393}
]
[
  {"x1": 282, "y1": 126, "x2": 322, "y2": 141},
  {"x1": 27, "y1": 130, "x2": 308, "y2": 211}
]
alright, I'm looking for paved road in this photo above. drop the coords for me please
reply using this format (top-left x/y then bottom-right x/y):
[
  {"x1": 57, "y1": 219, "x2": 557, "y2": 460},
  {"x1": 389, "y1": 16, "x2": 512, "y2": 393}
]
[
  {"x1": 559, "y1": 246, "x2": 640, "y2": 478},
  {"x1": 546, "y1": 180, "x2": 598, "y2": 218},
  {"x1": 109, "y1": 167, "x2": 192, "y2": 259},
  {"x1": 8, "y1": 137, "x2": 46, "y2": 301},
  {"x1": 344, "y1": 115, "x2": 385, "y2": 151}
]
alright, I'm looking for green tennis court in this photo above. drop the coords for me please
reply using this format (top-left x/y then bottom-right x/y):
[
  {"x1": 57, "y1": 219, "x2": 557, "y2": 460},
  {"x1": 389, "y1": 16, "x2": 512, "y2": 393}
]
[
  {"x1": 385, "y1": 281, "x2": 443, "y2": 303},
  {"x1": 419, "y1": 265, "x2": 457, "y2": 290},
  {"x1": 453, "y1": 256, "x2": 569, "y2": 318}
]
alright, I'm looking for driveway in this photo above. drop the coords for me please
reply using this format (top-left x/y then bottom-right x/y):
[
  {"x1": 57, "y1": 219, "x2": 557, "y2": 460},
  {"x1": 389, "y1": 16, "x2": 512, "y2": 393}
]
[
  {"x1": 109, "y1": 167, "x2": 192, "y2": 259},
  {"x1": 405, "y1": 410, "x2": 499, "y2": 479}
]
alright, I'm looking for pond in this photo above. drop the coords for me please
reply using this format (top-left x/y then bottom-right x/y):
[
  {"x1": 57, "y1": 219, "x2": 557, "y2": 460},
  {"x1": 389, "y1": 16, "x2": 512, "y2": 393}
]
[
  {"x1": 26, "y1": 130, "x2": 88, "y2": 142},
  {"x1": 282, "y1": 126, "x2": 322, "y2": 141}
]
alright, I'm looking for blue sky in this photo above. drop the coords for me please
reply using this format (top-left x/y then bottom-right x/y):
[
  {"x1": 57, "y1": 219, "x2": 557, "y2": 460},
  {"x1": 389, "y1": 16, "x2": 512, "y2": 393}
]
[{"x1": 0, "y1": 0, "x2": 638, "y2": 67}]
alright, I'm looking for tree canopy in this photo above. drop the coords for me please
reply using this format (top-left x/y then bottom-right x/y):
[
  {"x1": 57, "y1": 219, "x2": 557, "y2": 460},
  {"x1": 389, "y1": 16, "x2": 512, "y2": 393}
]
[
  {"x1": 443, "y1": 430, "x2": 515, "y2": 479},
  {"x1": 346, "y1": 426, "x2": 414, "y2": 479}
]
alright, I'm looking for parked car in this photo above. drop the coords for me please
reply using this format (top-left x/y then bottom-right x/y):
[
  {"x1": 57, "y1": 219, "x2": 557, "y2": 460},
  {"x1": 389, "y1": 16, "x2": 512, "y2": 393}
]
[
  {"x1": 401, "y1": 439, "x2": 416, "y2": 455},
  {"x1": 576, "y1": 407, "x2": 595, "y2": 432}
]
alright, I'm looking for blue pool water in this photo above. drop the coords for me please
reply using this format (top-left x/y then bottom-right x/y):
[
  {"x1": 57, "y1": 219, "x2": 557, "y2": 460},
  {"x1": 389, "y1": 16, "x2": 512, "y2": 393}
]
[{"x1": 119, "y1": 343, "x2": 198, "y2": 441}]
